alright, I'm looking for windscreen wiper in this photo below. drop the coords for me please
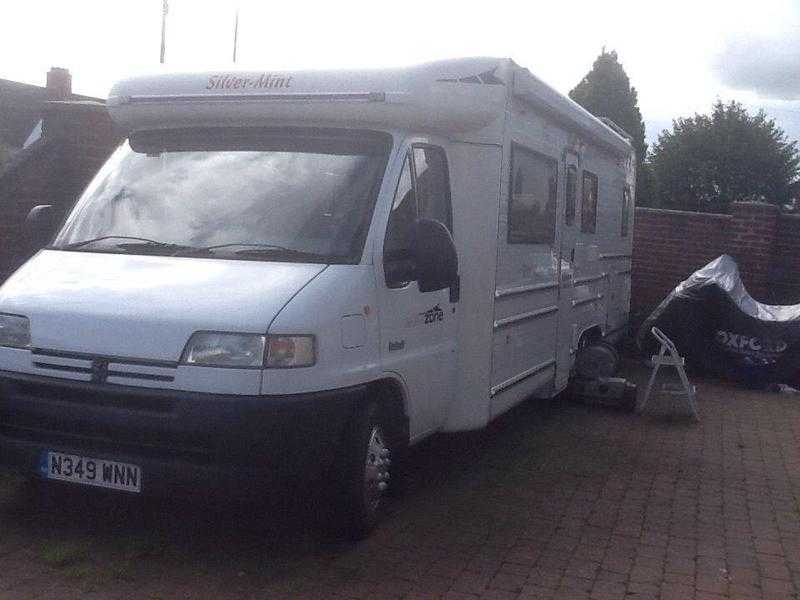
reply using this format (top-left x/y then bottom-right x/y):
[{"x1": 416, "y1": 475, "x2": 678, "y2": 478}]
[
  {"x1": 61, "y1": 236, "x2": 186, "y2": 251},
  {"x1": 175, "y1": 243, "x2": 330, "y2": 262},
  {"x1": 179, "y1": 242, "x2": 293, "y2": 254},
  {"x1": 234, "y1": 247, "x2": 330, "y2": 262},
  {"x1": 115, "y1": 241, "x2": 194, "y2": 253}
]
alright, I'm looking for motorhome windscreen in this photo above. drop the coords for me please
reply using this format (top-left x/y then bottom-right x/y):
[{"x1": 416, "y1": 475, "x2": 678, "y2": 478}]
[{"x1": 51, "y1": 128, "x2": 393, "y2": 264}]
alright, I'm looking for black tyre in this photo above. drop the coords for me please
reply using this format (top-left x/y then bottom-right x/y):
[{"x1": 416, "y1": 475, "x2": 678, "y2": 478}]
[{"x1": 336, "y1": 402, "x2": 392, "y2": 539}]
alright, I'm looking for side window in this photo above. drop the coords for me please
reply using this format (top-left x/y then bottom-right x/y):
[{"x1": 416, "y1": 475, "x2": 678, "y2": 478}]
[
  {"x1": 383, "y1": 155, "x2": 417, "y2": 287},
  {"x1": 621, "y1": 185, "x2": 631, "y2": 237},
  {"x1": 581, "y1": 171, "x2": 598, "y2": 234},
  {"x1": 413, "y1": 146, "x2": 452, "y2": 233},
  {"x1": 565, "y1": 165, "x2": 577, "y2": 226},
  {"x1": 508, "y1": 144, "x2": 557, "y2": 244}
]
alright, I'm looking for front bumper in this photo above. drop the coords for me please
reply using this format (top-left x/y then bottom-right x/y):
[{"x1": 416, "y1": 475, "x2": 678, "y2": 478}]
[{"x1": 0, "y1": 370, "x2": 364, "y2": 495}]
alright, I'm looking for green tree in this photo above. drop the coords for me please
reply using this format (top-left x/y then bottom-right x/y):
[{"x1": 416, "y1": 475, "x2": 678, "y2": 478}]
[
  {"x1": 569, "y1": 50, "x2": 651, "y2": 202},
  {"x1": 650, "y1": 101, "x2": 799, "y2": 212}
]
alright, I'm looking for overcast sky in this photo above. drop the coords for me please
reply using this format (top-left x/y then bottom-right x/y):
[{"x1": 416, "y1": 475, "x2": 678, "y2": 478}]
[{"x1": 2, "y1": 0, "x2": 799, "y2": 147}]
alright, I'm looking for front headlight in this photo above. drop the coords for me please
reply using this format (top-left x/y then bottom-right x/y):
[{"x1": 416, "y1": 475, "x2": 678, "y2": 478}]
[
  {"x1": 181, "y1": 332, "x2": 266, "y2": 368},
  {"x1": 0, "y1": 314, "x2": 31, "y2": 349}
]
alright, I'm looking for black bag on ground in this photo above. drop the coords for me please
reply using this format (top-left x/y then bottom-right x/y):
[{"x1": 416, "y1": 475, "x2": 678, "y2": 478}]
[{"x1": 637, "y1": 255, "x2": 800, "y2": 388}]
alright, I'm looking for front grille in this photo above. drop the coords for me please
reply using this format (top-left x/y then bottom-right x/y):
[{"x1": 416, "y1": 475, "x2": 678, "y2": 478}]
[{"x1": 31, "y1": 348, "x2": 177, "y2": 385}]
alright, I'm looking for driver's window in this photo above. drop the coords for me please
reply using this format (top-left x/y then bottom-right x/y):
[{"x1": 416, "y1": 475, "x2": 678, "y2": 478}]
[
  {"x1": 383, "y1": 155, "x2": 417, "y2": 288},
  {"x1": 413, "y1": 146, "x2": 452, "y2": 233}
]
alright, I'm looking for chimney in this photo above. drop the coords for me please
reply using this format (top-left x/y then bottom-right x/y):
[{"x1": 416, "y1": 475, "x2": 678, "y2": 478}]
[{"x1": 46, "y1": 67, "x2": 72, "y2": 101}]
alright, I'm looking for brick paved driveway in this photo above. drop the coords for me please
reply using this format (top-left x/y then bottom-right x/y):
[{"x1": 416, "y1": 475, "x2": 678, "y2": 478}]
[{"x1": 1, "y1": 363, "x2": 800, "y2": 599}]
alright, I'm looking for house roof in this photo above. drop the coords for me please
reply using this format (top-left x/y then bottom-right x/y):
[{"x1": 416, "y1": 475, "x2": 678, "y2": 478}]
[{"x1": 0, "y1": 78, "x2": 102, "y2": 149}]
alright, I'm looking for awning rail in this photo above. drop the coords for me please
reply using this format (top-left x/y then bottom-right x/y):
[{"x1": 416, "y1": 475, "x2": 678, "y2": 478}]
[{"x1": 110, "y1": 91, "x2": 387, "y2": 106}]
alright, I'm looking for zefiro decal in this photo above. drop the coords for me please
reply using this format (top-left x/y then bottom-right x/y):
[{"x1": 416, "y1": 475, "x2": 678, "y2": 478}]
[
  {"x1": 206, "y1": 73, "x2": 292, "y2": 90},
  {"x1": 715, "y1": 330, "x2": 788, "y2": 355},
  {"x1": 419, "y1": 304, "x2": 444, "y2": 325}
]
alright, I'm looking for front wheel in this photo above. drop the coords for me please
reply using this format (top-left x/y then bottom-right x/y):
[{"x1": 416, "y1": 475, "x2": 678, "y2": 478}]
[{"x1": 336, "y1": 402, "x2": 392, "y2": 539}]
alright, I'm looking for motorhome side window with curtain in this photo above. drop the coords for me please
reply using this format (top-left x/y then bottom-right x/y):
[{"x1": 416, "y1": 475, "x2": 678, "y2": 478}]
[
  {"x1": 565, "y1": 165, "x2": 577, "y2": 226},
  {"x1": 581, "y1": 171, "x2": 598, "y2": 234},
  {"x1": 507, "y1": 144, "x2": 557, "y2": 244},
  {"x1": 383, "y1": 146, "x2": 453, "y2": 288}
]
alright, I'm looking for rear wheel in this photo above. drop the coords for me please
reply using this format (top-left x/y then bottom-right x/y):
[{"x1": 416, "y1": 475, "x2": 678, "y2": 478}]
[{"x1": 336, "y1": 402, "x2": 392, "y2": 539}]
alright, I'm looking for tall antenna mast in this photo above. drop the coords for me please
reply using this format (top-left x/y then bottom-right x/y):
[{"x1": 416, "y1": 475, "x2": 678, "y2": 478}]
[
  {"x1": 232, "y1": 8, "x2": 240, "y2": 63},
  {"x1": 160, "y1": 0, "x2": 169, "y2": 64}
]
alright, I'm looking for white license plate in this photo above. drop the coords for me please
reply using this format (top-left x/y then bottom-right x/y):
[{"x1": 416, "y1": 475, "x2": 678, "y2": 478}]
[{"x1": 40, "y1": 451, "x2": 142, "y2": 493}]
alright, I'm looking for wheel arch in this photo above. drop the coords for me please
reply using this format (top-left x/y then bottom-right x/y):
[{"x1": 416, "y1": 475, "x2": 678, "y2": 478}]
[
  {"x1": 365, "y1": 375, "x2": 410, "y2": 449},
  {"x1": 577, "y1": 324, "x2": 604, "y2": 349}
]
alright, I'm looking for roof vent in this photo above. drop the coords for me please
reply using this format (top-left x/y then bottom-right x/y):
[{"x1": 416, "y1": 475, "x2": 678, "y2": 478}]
[{"x1": 437, "y1": 68, "x2": 504, "y2": 85}]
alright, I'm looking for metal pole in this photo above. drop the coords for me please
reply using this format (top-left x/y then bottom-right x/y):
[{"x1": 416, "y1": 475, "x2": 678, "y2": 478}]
[
  {"x1": 232, "y1": 8, "x2": 240, "y2": 63},
  {"x1": 160, "y1": 0, "x2": 169, "y2": 64}
]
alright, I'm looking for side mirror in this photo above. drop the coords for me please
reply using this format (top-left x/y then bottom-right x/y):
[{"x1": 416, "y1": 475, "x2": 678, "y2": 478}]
[
  {"x1": 414, "y1": 218, "x2": 459, "y2": 294},
  {"x1": 24, "y1": 205, "x2": 58, "y2": 248}
]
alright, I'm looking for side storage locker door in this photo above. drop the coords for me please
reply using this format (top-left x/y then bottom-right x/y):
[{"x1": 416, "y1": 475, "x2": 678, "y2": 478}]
[{"x1": 491, "y1": 144, "x2": 560, "y2": 417}]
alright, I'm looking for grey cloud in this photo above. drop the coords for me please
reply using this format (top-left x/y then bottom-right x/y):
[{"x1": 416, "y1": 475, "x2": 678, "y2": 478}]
[{"x1": 715, "y1": 33, "x2": 800, "y2": 100}]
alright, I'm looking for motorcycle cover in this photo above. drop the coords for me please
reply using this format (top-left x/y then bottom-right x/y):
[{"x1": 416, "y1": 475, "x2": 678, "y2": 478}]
[{"x1": 637, "y1": 255, "x2": 800, "y2": 387}]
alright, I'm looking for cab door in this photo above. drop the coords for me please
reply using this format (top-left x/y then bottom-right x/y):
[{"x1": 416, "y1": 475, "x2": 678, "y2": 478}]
[
  {"x1": 554, "y1": 151, "x2": 580, "y2": 389},
  {"x1": 377, "y1": 142, "x2": 458, "y2": 439}
]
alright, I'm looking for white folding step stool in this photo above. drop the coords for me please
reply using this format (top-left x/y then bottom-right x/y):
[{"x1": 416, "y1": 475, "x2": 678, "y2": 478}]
[{"x1": 639, "y1": 327, "x2": 699, "y2": 419}]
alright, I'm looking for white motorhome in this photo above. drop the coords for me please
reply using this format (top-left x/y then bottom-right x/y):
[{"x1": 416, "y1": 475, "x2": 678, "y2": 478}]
[{"x1": 0, "y1": 58, "x2": 634, "y2": 536}]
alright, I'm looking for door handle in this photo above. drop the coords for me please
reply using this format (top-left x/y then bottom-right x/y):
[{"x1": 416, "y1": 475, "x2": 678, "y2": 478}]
[{"x1": 449, "y1": 276, "x2": 461, "y2": 303}]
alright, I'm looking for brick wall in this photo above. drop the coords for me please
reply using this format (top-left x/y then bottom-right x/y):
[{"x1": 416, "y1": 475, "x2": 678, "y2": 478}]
[
  {"x1": 728, "y1": 203, "x2": 780, "y2": 301},
  {"x1": 0, "y1": 102, "x2": 121, "y2": 279},
  {"x1": 772, "y1": 214, "x2": 800, "y2": 303},
  {"x1": 631, "y1": 202, "x2": 800, "y2": 317}
]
